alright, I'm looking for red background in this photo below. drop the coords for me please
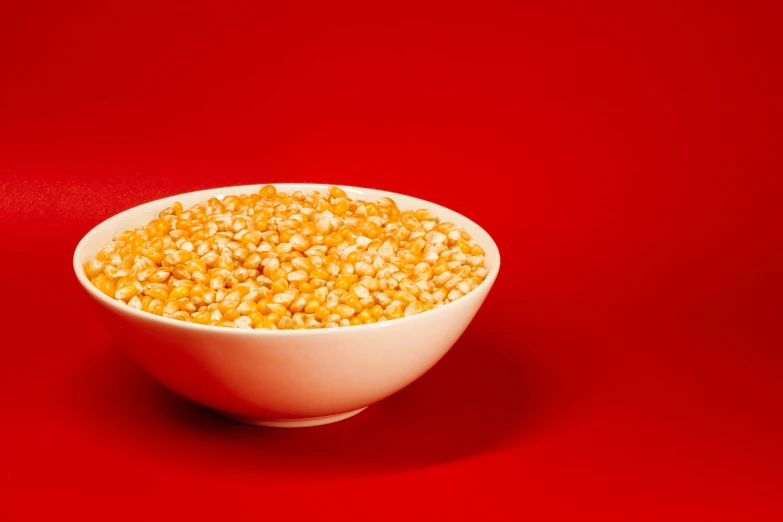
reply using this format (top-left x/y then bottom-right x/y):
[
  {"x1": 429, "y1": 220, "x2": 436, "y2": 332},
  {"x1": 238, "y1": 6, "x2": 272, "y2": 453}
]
[{"x1": 1, "y1": 1, "x2": 781, "y2": 520}]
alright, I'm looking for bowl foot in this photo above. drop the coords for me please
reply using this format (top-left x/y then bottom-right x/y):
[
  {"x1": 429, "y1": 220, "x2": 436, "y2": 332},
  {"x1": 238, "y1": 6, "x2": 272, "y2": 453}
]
[{"x1": 214, "y1": 407, "x2": 368, "y2": 428}]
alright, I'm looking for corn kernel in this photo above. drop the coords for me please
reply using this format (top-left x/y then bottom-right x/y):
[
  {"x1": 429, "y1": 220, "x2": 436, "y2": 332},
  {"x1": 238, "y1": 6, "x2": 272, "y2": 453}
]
[{"x1": 85, "y1": 184, "x2": 488, "y2": 328}]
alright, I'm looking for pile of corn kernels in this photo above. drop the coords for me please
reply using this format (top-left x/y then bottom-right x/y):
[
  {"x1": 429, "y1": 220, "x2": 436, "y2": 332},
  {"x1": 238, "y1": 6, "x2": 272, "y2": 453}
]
[{"x1": 85, "y1": 185, "x2": 487, "y2": 329}]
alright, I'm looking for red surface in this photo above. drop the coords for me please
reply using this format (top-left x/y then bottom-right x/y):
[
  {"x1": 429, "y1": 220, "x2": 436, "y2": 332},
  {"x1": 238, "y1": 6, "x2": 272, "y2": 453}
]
[{"x1": 1, "y1": 1, "x2": 782, "y2": 520}]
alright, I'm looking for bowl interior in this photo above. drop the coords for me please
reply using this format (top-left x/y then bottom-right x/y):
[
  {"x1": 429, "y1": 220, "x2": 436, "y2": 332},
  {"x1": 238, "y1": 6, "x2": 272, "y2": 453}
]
[{"x1": 73, "y1": 183, "x2": 500, "y2": 326}]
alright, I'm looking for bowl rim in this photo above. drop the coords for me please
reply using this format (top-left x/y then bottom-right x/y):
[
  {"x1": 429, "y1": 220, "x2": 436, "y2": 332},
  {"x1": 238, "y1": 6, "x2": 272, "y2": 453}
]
[{"x1": 73, "y1": 182, "x2": 501, "y2": 336}]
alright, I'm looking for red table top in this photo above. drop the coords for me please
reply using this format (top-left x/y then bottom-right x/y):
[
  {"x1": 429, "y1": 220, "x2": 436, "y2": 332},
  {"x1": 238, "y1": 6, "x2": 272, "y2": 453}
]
[{"x1": 1, "y1": 1, "x2": 781, "y2": 520}]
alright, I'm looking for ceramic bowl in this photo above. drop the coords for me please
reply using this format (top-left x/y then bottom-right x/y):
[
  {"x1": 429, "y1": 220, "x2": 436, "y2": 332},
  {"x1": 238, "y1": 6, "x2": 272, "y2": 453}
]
[{"x1": 73, "y1": 184, "x2": 500, "y2": 427}]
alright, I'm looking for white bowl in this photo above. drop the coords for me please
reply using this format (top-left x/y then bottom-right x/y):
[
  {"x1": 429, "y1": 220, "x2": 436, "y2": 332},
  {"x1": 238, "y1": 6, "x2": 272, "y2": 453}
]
[{"x1": 73, "y1": 184, "x2": 500, "y2": 428}]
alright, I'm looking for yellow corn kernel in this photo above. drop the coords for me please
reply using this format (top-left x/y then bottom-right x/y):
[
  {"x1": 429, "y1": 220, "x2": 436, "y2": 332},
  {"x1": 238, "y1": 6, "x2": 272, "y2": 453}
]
[
  {"x1": 237, "y1": 301, "x2": 257, "y2": 316},
  {"x1": 287, "y1": 295, "x2": 305, "y2": 313},
  {"x1": 268, "y1": 267, "x2": 288, "y2": 281},
  {"x1": 163, "y1": 250, "x2": 192, "y2": 267},
  {"x1": 243, "y1": 252, "x2": 263, "y2": 270},
  {"x1": 259, "y1": 184, "x2": 276, "y2": 197},
  {"x1": 272, "y1": 292, "x2": 295, "y2": 307},
  {"x1": 399, "y1": 280, "x2": 421, "y2": 297},
  {"x1": 126, "y1": 295, "x2": 142, "y2": 310},
  {"x1": 329, "y1": 186, "x2": 347, "y2": 199},
  {"x1": 277, "y1": 316, "x2": 293, "y2": 329},
  {"x1": 357, "y1": 277, "x2": 379, "y2": 292},
  {"x1": 148, "y1": 299, "x2": 164, "y2": 315},
  {"x1": 163, "y1": 300, "x2": 180, "y2": 316},
  {"x1": 170, "y1": 279, "x2": 195, "y2": 290},
  {"x1": 184, "y1": 259, "x2": 207, "y2": 274},
  {"x1": 86, "y1": 184, "x2": 488, "y2": 328},
  {"x1": 290, "y1": 233, "x2": 310, "y2": 252},
  {"x1": 148, "y1": 269, "x2": 171, "y2": 283},
  {"x1": 322, "y1": 233, "x2": 341, "y2": 247},
  {"x1": 331, "y1": 304, "x2": 352, "y2": 319},
  {"x1": 369, "y1": 305, "x2": 384, "y2": 319},
  {"x1": 172, "y1": 264, "x2": 191, "y2": 280},
  {"x1": 443, "y1": 276, "x2": 461, "y2": 291},
  {"x1": 304, "y1": 299, "x2": 320, "y2": 314},
  {"x1": 344, "y1": 251, "x2": 360, "y2": 264},
  {"x1": 385, "y1": 304, "x2": 403, "y2": 320},
  {"x1": 253, "y1": 215, "x2": 269, "y2": 232},
  {"x1": 270, "y1": 278, "x2": 289, "y2": 294},
  {"x1": 217, "y1": 254, "x2": 234, "y2": 271},
  {"x1": 257, "y1": 319, "x2": 276, "y2": 329},
  {"x1": 404, "y1": 301, "x2": 425, "y2": 316},
  {"x1": 92, "y1": 278, "x2": 116, "y2": 298},
  {"x1": 432, "y1": 288, "x2": 448, "y2": 302},
  {"x1": 267, "y1": 303, "x2": 289, "y2": 317},
  {"x1": 178, "y1": 298, "x2": 197, "y2": 314},
  {"x1": 84, "y1": 260, "x2": 105, "y2": 278},
  {"x1": 192, "y1": 271, "x2": 209, "y2": 285},
  {"x1": 341, "y1": 294, "x2": 360, "y2": 311},
  {"x1": 247, "y1": 311, "x2": 265, "y2": 327},
  {"x1": 315, "y1": 306, "x2": 331, "y2": 320},
  {"x1": 234, "y1": 316, "x2": 252, "y2": 328},
  {"x1": 170, "y1": 311, "x2": 191, "y2": 321},
  {"x1": 451, "y1": 239, "x2": 470, "y2": 253},
  {"x1": 431, "y1": 260, "x2": 448, "y2": 275},
  {"x1": 169, "y1": 286, "x2": 190, "y2": 300},
  {"x1": 139, "y1": 295, "x2": 153, "y2": 310},
  {"x1": 223, "y1": 307, "x2": 240, "y2": 321},
  {"x1": 114, "y1": 284, "x2": 137, "y2": 301},
  {"x1": 332, "y1": 199, "x2": 348, "y2": 215},
  {"x1": 191, "y1": 312, "x2": 210, "y2": 325},
  {"x1": 354, "y1": 261, "x2": 376, "y2": 277},
  {"x1": 298, "y1": 281, "x2": 316, "y2": 294},
  {"x1": 287, "y1": 269, "x2": 309, "y2": 284},
  {"x1": 310, "y1": 267, "x2": 329, "y2": 280},
  {"x1": 335, "y1": 275, "x2": 353, "y2": 291}
]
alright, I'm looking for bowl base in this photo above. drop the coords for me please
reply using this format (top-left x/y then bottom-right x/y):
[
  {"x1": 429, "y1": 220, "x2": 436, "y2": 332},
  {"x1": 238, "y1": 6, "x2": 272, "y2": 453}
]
[{"x1": 214, "y1": 407, "x2": 368, "y2": 428}]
